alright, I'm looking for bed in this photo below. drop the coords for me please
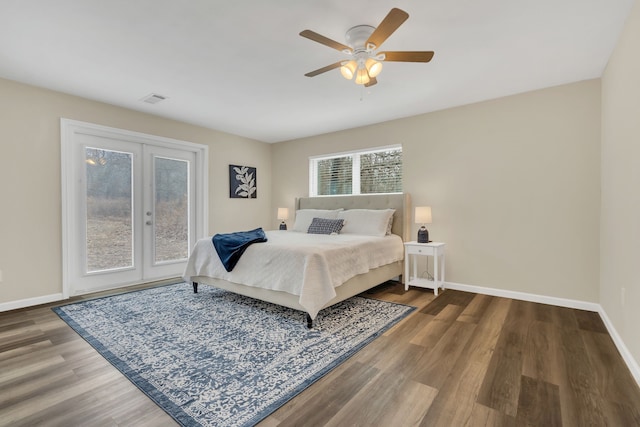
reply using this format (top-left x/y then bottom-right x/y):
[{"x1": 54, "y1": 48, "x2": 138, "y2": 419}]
[{"x1": 183, "y1": 193, "x2": 411, "y2": 327}]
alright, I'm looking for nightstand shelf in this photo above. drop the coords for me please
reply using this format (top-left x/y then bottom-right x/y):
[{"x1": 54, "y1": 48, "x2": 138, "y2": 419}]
[{"x1": 404, "y1": 241, "x2": 446, "y2": 296}]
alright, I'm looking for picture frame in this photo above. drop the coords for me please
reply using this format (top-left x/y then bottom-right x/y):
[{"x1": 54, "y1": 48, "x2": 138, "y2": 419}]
[{"x1": 229, "y1": 164, "x2": 257, "y2": 198}]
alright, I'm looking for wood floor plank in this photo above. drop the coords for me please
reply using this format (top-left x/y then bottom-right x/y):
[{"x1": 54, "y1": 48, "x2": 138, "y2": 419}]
[
  {"x1": 0, "y1": 339, "x2": 53, "y2": 363},
  {"x1": 573, "y1": 309, "x2": 608, "y2": 333},
  {"x1": 6, "y1": 389, "x2": 101, "y2": 427},
  {"x1": 580, "y1": 328, "x2": 640, "y2": 414},
  {"x1": 373, "y1": 282, "x2": 436, "y2": 307},
  {"x1": 458, "y1": 293, "x2": 494, "y2": 324},
  {"x1": 515, "y1": 375, "x2": 562, "y2": 426},
  {"x1": 343, "y1": 332, "x2": 391, "y2": 368},
  {"x1": 91, "y1": 373, "x2": 174, "y2": 425},
  {"x1": 373, "y1": 341, "x2": 427, "y2": 375},
  {"x1": 402, "y1": 287, "x2": 437, "y2": 306},
  {"x1": 0, "y1": 328, "x2": 47, "y2": 353},
  {"x1": 412, "y1": 320, "x2": 477, "y2": 389},
  {"x1": 600, "y1": 400, "x2": 640, "y2": 427},
  {"x1": 420, "y1": 297, "x2": 513, "y2": 426},
  {"x1": 371, "y1": 380, "x2": 438, "y2": 427},
  {"x1": 0, "y1": 353, "x2": 66, "y2": 384},
  {"x1": 0, "y1": 319, "x2": 35, "y2": 334},
  {"x1": 264, "y1": 361, "x2": 380, "y2": 426},
  {"x1": 324, "y1": 371, "x2": 438, "y2": 427},
  {"x1": 521, "y1": 319, "x2": 563, "y2": 386},
  {"x1": 532, "y1": 301, "x2": 555, "y2": 323},
  {"x1": 380, "y1": 310, "x2": 435, "y2": 344},
  {"x1": 354, "y1": 311, "x2": 433, "y2": 369},
  {"x1": 551, "y1": 305, "x2": 580, "y2": 330},
  {"x1": 409, "y1": 303, "x2": 465, "y2": 347},
  {"x1": 420, "y1": 289, "x2": 476, "y2": 316},
  {"x1": 476, "y1": 300, "x2": 536, "y2": 417},
  {"x1": 0, "y1": 369, "x2": 124, "y2": 426},
  {"x1": 467, "y1": 403, "x2": 517, "y2": 427},
  {"x1": 0, "y1": 367, "x2": 76, "y2": 411},
  {"x1": 557, "y1": 323, "x2": 609, "y2": 426}
]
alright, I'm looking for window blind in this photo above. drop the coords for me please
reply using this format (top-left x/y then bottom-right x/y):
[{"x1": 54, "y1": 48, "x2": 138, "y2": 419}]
[
  {"x1": 360, "y1": 149, "x2": 403, "y2": 194},
  {"x1": 310, "y1": 146, "x2": 402, "y2": 196}
]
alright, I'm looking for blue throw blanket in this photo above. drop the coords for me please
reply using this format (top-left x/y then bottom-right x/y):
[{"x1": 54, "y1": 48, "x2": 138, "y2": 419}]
[{"x1": 212, "y1": 227, "x2": 267, "y2": 272}]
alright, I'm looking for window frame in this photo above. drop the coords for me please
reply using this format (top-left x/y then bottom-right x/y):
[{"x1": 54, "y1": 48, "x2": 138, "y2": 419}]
[{"x1": 309, "y1": 144, "x2": 402, "y2": 197}]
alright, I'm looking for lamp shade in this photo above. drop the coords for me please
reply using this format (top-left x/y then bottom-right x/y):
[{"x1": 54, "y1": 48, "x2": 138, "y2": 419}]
[
  {"x1": 277, "y1": 208, "x2": 289, "y2": 220},
  {"x1": 340, "y1": 60, "x2": 357, "y2": 80},
  {"x1": 365, "y1": 58, "x2": 382, "y2": 78},
  {"x1": 354, "y1": 67, "x2": 370, "y2": 85},
  {"x1": 415, "y1": 206, "x2": 432, "y2": 224}
]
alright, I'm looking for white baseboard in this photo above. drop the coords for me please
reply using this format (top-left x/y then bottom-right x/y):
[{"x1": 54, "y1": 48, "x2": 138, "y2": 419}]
[
  {"x1": 445, "y1": 281, "x2": 601, "y2": 311},
  {"x1": 0, "y1": 293, "x2": 65, "y2": 312},
  {"x1": 0, "y1": 277, "x2": 181, "y2": 313},
  {"x1": 444, "y1": 281, "x2": 640, "y2": 386},
  {"x1": 597, "y1": 307, "x2": 640, "y2": 385}
]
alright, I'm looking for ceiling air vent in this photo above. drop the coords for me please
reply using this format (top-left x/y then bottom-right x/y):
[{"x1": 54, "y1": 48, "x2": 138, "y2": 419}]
[{"x1": 141, "y1": 93, "x2": 167, "y2": 104}]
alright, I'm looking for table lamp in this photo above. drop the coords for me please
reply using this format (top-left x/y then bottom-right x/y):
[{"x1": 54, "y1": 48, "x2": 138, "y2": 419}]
[
  {"x1": 277, "y1": 208, "x2": 289, "y2": 230},
  {"x1": 415, "y1": 206, "x2": 432, "y2": 243}
]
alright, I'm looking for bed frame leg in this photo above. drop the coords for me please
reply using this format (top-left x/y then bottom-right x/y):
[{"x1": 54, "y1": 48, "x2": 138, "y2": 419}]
[
  {"x1": 192, "y1": 282, "x2": 198, "y2": 293},
  {"x1": 306, "y1": 313, "x2": 313, "y2": 329}
]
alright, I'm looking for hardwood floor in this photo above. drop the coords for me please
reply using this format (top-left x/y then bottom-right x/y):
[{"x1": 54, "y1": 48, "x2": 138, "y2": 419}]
[{"x1": 1, "y1": 282, "x2": 639, "y2": 426}]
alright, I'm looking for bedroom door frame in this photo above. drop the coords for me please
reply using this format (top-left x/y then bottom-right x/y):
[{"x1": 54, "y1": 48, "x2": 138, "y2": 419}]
[{"x1": 61, "y1": 119, "x2": 208, "y2": 298}]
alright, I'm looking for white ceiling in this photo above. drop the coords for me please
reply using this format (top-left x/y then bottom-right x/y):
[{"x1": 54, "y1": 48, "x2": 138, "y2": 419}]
[{"x1": 0, "y1": 0, "x2": 634, "y2": 143}]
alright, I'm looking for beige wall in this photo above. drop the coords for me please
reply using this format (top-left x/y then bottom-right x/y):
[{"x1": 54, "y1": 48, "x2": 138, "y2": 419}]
[
  {"x1": 601, "y1": 0, "x2": 640, "y2": 367},
  {"x1": 273, "y1": 80, "x2": 602, "y2": 303},
  {"x1": 0, "y1": 78, "x2": 272, "y2": 305}
]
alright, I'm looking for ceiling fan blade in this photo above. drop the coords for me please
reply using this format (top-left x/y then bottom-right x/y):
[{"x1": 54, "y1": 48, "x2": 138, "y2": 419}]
[
  {"x1": 366, "y1": 8, "x2": 409, "y2": 49},
  {"x1": 365, "y1": 77, "x2": 377, "y2": 87},
  {"x1": 380, "y1": 51, "x2": 435, "y2": 62},
  {"x1": 304, "y1": 61, "x2": 344, "y2": 77},
  {"x1": 300, "y1": 30, "x2": 352, "y2": 53}
]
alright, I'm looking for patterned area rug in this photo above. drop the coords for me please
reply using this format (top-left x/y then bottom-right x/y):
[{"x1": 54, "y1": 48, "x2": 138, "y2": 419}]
[{"x1": 53, "y1": 283, "x2": 415, "y2": 427}]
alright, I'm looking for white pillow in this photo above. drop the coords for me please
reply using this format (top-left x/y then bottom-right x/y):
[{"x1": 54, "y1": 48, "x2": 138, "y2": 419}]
[
  {"x1": 292, "y1": 209, "x2": 342, "y2": 232},
  {"x1": 338, "y1": 209, "x2": 396, "y2": 237},
  {"x1": 386, "y1": 214, "x2": 394, "y2": 235}
]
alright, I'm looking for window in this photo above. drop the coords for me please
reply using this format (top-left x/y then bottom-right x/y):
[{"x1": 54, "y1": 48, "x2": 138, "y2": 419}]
[{"x1": 310, "y1": 145, "x2": 402, "y2": 196}]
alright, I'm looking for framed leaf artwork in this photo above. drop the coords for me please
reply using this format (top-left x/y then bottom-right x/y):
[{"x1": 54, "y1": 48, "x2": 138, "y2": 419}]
[{"x1": 229, "y1": 165, "x2": 257, "y2": 198}]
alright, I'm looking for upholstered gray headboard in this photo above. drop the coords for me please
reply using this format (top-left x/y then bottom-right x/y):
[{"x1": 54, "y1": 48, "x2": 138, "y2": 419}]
[{"x1": 295, "y1": 193, "x2": 411, "y2": 241}]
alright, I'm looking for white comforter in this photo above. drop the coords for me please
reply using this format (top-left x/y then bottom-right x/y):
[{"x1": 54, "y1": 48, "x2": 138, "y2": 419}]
[{"x1": 183, "y1": 231, "x2": 404, "y2": 318}]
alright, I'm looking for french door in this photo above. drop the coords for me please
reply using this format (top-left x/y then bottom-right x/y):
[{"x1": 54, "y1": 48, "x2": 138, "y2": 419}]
[{"x1": 62, "y1": 120, "x2": 207, "y2": 296}]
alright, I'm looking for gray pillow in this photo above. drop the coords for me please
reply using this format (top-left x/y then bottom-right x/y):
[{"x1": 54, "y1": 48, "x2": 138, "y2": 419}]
[{"x1": 307, "y1": 217, "x2": 344, "y2": 235}]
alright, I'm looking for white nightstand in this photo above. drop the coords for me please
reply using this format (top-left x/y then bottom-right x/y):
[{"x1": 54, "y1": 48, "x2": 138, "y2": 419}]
[{"x1": 404, "y1": 241, "x2": 446, "y2": 296}]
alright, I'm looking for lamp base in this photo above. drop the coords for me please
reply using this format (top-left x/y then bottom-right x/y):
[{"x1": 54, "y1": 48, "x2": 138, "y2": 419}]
[
  {"x1": 417, "y1": 227, "x2": 429, "y2": 243},
  {"x1": 279, "y1": 222, "x2": 287, "y2": 231}
]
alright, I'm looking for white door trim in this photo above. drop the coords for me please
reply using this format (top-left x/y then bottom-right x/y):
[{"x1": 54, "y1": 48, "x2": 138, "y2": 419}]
[{"x1": 61, "y1": 119, "x2": 208, "y2": 298}]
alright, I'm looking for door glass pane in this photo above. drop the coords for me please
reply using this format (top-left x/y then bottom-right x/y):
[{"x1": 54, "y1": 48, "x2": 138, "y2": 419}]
[
  {"x1": 85, "y1": 147, "x2": 133, "y2": 272},
  {"x1": 154, "y1": 157, "x2": 189, "y2": 263}
]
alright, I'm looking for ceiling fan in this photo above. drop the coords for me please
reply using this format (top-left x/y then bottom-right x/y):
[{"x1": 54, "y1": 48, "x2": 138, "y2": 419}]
[{"x1": 300, "y1": 8, "x2": 434, "y2": 87}]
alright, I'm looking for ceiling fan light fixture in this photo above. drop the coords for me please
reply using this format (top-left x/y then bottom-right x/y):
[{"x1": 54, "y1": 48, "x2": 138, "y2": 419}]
[
  {"x1": 340, "y1": 60, "x2": 357, "y2": 80},
  {"x1": 365, "y1": 58, "x2": 382, "y2": 78},
  {"x1": 355, "y1": 67, "x2": 370, "y2": 85},
  {"x1": 300, "y1": 8, "x2": 434, "y2": 87}
]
